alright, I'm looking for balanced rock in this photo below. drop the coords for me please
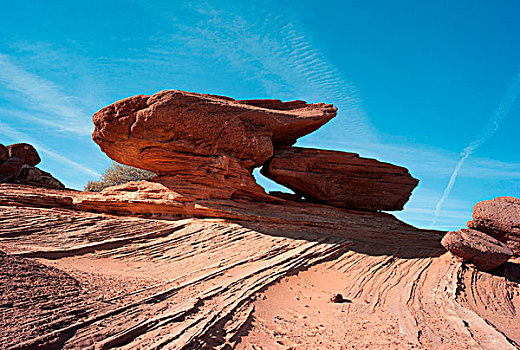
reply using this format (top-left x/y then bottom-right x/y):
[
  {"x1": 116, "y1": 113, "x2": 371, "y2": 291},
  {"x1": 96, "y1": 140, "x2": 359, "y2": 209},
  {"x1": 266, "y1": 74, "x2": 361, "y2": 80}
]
[
  {"x1": 7, "y1": 143, "x2": 40, "y2": 166},
  {"x1": 441, "y1": 228, "x2": 513, "y2": 270},
  {"x1": 261, "y1": 146, "x2": 418, "y2": 211},
  {"x1": 468, "y1": 196, "x2": 520, "y2": 255},
  {"x1": 92, "y1": 90, "x2": 337, "y2": 200}
]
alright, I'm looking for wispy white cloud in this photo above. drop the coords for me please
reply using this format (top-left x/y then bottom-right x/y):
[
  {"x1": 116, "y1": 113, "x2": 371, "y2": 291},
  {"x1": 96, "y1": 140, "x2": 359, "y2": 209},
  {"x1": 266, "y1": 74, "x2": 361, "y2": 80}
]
[
  {"x1": 431, "y1": 68, "x2": 520, "y2": 225},
  {"x1": 0, "y1": 120, "x2": 100, "y2": 178},
  {"x1": 157, "y1": 1, "x2": 377, "y2": 141},
  {"x1": 0, "y1": 53, "x2": 92, "y2": 136}
]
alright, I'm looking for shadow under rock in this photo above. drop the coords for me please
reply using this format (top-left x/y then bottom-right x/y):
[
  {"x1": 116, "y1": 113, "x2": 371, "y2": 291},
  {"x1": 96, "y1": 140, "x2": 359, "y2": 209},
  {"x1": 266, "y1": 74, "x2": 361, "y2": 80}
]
[
  {"x1": 218, "y1": 199, "x2": 447, "y2": 260},
  {"x1": 487, "y1": 262, "x2": 520, "y2": 283}
]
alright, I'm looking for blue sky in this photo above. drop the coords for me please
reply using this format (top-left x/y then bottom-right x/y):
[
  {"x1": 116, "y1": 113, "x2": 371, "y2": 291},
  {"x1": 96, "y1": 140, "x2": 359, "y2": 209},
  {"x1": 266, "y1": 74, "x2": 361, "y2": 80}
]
[{"x1": 1, "y1": 0, "x2": 519, "y2": 230}]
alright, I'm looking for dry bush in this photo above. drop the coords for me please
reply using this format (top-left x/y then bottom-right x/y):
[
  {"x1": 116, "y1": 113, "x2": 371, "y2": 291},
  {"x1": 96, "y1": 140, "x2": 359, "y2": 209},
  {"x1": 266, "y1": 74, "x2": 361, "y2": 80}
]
[{"x1": 84, "y1": 162, "x2": 155, "y2": 192}]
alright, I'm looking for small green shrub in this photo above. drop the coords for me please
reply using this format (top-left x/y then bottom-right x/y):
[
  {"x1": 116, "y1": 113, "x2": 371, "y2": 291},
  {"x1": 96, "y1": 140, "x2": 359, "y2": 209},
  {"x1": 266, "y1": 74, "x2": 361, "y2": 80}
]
[{"x1": 84, "y1": 162, "x2": 155, "y2": 192}]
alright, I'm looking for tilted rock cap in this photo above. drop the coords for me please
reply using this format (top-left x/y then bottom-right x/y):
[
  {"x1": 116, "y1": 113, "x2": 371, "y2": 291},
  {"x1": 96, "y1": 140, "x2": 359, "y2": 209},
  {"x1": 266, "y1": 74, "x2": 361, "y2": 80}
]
[{"x1": 92, "y1": 90, "x2": 337, "y2": 174}]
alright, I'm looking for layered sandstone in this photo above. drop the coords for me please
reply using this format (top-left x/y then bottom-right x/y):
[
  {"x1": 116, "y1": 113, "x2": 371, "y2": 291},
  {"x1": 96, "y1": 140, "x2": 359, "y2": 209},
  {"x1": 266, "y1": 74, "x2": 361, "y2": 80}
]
[
  {"x1": 1, "y1": 183, "x2": 519, "y2": 349},
  {"x1": 92, "y1": 90, "x2": 336, "y2": 200},
  {"x1": 261, "y1": 146, "x2": 419, "y2": 210}
]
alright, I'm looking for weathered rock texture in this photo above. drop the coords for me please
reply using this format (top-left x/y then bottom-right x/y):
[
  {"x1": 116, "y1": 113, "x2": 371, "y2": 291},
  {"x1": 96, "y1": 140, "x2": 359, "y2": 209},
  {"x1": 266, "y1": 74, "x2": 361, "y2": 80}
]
[
  {"x1": 0, "y1": 143, "x2": 64, "y2": 189},
  {"x1": 92, "y1": 90, "x2": 337, "y2": 200},
  {"x1": 1, "y1": 183, "x2": 519, "y2": 349},
  {"x1": 261, "y1": 146, "x2": 419, "y2": 210},
  {"x1": 468, "y1": 196, "x2": 520, "y2": 255},
  {"x1": 441, "y1": 228, "x2": 513, "y2": 270}
]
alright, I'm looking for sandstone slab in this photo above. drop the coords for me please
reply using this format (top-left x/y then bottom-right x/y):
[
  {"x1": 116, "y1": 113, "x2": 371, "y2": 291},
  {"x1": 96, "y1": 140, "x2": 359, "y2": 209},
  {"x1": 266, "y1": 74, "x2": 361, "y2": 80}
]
[
  {"x1": 441, "y1": 228, "x2": 513, "y2": 270},
  {"x1": 467, "y1": 196, "x2": 520, "y2": 255},
  {"x1": 261, "y1": 146, "x2": 418, "y2": 211}
]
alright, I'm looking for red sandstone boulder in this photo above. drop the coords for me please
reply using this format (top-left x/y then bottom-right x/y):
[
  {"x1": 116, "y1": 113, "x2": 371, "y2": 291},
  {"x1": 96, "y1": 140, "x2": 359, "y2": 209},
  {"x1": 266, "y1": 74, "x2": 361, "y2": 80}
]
[
  {"x1": 0, "y1": 144, "x2": 8, "y2": 162},
  {"x1": 92, "y1": 90, "x2": 336, "y2": 200},
  {"x1": 7, "y1": 143, "x2": 40, "y2": 166},
  {"x1": 467, "y1": 197, "x2": 520, "y2": 255},
  {"x1": 441, "y1": 228, "x2": 513, "y2": 270},
  {"x1": 260, "y1": 146, "x2": 418, "y2": 211}
]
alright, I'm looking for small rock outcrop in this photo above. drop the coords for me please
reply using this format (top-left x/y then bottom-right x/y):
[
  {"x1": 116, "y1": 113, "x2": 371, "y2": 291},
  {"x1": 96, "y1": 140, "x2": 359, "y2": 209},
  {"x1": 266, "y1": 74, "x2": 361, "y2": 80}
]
[
  {"x1": 441, "y1": 228, "x2": 513, "y2": 270},
  {"x1": 468, "y1": 196, "x2": 520, "y2": 255},
  {"x1": 93, "y1": 90, "x2": 418, "y2": 210},
  {"x1": 442, "y1": 196, "x2": 520, "y2": 270},
  {"x1": 0, "y1": 143, "x2": 64, "y2": 189},
  {"x1": 261, "y1": 146, "x2": 418, "y2": 211}
]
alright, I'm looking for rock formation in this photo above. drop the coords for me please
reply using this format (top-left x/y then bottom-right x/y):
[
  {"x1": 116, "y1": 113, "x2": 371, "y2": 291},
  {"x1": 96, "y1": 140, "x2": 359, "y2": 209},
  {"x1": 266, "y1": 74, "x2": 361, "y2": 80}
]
[
  {"x1": 468, "y1": 196, "x2": 520, "y2": 255},
  {"x1": 441, "y1": 228, "x2": 513, "y2": 270},
  {"x1": 0, "y1": 143, "x2": 64, "y2": 189},
  {"x1": 92, "y1": 90, "x2": 418, "y2": 210},
  {"x1": 2, "y1": 90, "x2": 518, "y2": 349},
  {"x1": 261, "y1": 146, "x2": 419, "y2": 210},
  {"x1": 92, "y1": 90, "x2": 337, "y2": 200},
  {"x1": 7, "y1": 143, "x2": 41, "y2": 166},
  {"x1": 442, "y1": 196, "x2": 519, "y2": 270},
  {"x1": 1, "y1": 181, "x2": 519, "y2": 349}
]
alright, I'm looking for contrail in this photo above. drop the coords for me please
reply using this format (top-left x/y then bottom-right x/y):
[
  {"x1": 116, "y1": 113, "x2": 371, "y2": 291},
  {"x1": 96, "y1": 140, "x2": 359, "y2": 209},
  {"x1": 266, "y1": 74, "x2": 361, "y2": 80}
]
[{"x1": 431, "y1": 68, "x2": 520, "y2": 226}]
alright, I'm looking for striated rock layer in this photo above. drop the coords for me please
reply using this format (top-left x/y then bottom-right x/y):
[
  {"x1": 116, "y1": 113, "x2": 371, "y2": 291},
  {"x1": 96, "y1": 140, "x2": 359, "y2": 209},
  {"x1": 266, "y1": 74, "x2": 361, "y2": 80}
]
[
  {"x1": 92, "y1": 90, "x2": 337, "y2": 200},
  {"x1": 0, "y1": 183, "x2": 519, "y2": 349},
  {"x1": 261, "y1": 146, "x2": 419, "y2": 210}
]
